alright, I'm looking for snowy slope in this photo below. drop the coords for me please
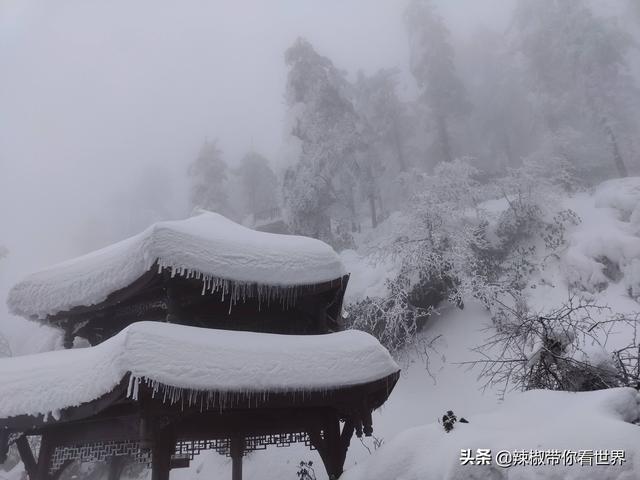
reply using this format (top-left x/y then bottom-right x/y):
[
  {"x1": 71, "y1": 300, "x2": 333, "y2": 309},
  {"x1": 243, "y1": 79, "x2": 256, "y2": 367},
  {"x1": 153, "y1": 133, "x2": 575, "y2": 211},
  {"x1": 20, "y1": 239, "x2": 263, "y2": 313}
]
[
  {"x1": 339, "y1": 178, "x2": 640, "y2": 480},
  {"x1": 7, "y1": 211, "x2": 346, "y2": 320}
]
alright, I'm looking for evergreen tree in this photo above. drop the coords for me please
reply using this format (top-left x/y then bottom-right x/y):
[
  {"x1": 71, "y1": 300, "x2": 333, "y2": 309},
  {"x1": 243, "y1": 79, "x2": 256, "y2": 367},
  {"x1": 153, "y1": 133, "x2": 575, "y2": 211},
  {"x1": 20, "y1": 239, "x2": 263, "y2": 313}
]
[
  {"x1": 283, "y1": 38, "x2": 363, "y2": 242},
  {"x1": 354, "y1": 68, "x2": 413, "y2": 173},
  {"x1": 459, "y1": 28, "x2": 535, "y2": 170},
  {"x1": 404, "y1": 0, "x2": 470, "y2": 165},
  {"x1": 236, "y1": 151, "x2": 279, "y2": 219},
  {"x1": 188, "y1": 140, "x2": 231, "y2": 216},
  {"x1": 352, "y1": 69, "x2": 419, "y2": 227}
]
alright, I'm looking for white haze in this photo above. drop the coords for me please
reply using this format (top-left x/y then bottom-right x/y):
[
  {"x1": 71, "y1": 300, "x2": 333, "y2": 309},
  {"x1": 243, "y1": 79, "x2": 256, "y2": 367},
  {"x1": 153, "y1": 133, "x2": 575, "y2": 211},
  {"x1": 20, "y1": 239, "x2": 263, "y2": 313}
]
[{"x1": 2, "y1": 0, "x2": 620, "y2": 348}]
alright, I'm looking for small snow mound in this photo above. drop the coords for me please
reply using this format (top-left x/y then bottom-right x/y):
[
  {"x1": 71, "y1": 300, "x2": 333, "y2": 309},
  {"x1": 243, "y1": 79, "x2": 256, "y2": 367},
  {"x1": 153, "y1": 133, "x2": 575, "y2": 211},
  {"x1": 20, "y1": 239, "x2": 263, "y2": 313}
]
[{"x1": 342, "y1": 388, "x2": 640, "y2": 480}]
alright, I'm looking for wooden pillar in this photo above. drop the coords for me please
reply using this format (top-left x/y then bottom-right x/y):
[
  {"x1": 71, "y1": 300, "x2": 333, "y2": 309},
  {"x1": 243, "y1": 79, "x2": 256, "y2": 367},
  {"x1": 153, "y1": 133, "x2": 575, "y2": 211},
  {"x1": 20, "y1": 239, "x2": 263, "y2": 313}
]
[
  {"x1": 230, "y1": 436, "x2": 245, "y2": 480},
  {"x1": 324, "y1": 417, "x2": 343, "y2": 480},
  {"x1": 151, "y1": 431, "x2": 174, "y2": 480}
]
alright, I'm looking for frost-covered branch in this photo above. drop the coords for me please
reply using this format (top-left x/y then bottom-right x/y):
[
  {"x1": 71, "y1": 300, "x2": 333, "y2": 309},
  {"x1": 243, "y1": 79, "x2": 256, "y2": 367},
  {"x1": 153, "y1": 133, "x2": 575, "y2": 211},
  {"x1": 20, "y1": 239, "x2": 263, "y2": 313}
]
[{"x1": 460, "y1": 297, "x2": 640, "y2": 398}]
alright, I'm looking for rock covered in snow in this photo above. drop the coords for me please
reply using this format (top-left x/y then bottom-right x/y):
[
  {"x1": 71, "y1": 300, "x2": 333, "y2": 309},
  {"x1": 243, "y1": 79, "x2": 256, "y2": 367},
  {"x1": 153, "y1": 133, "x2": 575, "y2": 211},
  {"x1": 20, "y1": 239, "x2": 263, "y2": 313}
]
[
  {"x1": 7, "y1": 211, "x2": 346, "y2": 319},
  {"x1": 0, "y1": 321, "x2": 399, "y2": 420}
]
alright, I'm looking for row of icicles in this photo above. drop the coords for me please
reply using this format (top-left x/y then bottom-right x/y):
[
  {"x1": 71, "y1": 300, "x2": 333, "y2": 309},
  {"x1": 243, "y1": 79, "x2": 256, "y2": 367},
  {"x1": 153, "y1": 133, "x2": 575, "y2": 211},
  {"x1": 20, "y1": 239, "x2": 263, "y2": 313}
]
[
  {"x1": 127, "y1": 375, "x2": 338, "y2": 413},
  {"x1": 156, "y1": 262, "x2": 306, "y2": 312}
]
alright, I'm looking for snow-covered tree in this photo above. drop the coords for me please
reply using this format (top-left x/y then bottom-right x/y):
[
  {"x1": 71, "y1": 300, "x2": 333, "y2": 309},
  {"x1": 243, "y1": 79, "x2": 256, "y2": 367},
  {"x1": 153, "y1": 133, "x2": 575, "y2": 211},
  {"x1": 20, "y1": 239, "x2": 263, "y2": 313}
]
[
  {"x1": 283, "y1": 38, "x2": 363, "y2": 243},
  {"x1": 235, "y1": 151, "x2": 279, "y2": 220},
  {"x1": 514, "y1": 0, "x2": 639, "y2": 178},
  {"x1": 404, "y1": 0, "x2": 470, "y2": 165},
  {"x1": 354, "y1": 69, "x2": 413, "y2": 173},
  {"x1": 188, "y1": 140, "x2": 231, "y2": 216},
  {"x1": 630, "y1": 0, "x2": 640, "y2": 26},
  {"x1": 0, "y1": 334, "x2": 10, "y2": 358},
  {"x1": 458, "y1": 28, "x2": 537, "y2": 170},
  {"x1": 352, "y1": 69, "x2": 420, "y2": 225}
]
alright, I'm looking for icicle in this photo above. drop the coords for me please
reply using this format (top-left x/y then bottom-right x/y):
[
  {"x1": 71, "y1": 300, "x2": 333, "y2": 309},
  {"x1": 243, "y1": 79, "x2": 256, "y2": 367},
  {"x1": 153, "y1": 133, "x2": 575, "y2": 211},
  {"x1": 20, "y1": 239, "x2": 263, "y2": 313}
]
[{"x1": 127, "y1": 376, "x2": 135, "y2": 398}]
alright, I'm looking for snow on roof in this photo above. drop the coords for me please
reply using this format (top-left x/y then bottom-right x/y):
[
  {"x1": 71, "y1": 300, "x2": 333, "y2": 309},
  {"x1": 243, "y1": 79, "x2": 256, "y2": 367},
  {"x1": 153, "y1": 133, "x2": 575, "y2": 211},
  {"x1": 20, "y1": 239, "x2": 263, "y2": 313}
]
[
  {"x1": 0, "y1": 322, "x2": 399, "y2": 420},
  {"x1": 7, "y1": 211, "x2": 347, "y2": 319},
  {"x1": 343, "y1": 387, "x2": 640, "y2": 480}
]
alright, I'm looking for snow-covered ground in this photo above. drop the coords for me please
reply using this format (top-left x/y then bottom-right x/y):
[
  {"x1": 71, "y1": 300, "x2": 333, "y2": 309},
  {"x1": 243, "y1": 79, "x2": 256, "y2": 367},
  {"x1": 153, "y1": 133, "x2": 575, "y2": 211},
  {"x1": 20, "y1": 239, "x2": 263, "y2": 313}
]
[{"x1": 344, "y1": 387, "x2": 640, "y2": 480}]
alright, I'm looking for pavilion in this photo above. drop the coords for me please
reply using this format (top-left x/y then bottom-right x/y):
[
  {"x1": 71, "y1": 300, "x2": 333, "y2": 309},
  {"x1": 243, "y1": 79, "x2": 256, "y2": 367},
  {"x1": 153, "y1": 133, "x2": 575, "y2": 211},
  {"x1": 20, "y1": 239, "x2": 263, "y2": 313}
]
[{"x1": 0, "y1": 212, "x2": 399, "y2": 480}]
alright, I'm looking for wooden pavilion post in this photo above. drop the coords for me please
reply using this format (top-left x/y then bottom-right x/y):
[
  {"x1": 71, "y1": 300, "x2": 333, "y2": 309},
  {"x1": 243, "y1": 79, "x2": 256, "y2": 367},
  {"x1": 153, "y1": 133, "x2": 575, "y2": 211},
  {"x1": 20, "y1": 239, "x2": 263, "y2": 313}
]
[
  {"x1": 230, "y1": 436, "x2": 245, "y2": 480},
  {"x1": 324, "y1": 417, "x2": 343, "y2": 480},
  {"x1": 316, "y1": 412, "x2": 354, "y2": 480},
  {"x1": 151, "y1": 430, "x2": 175, "y2": 480}
]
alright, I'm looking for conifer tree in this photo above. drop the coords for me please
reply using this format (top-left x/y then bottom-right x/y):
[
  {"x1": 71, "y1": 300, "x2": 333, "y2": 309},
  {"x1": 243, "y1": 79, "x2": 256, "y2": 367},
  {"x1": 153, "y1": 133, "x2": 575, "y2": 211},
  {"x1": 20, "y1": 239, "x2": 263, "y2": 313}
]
[
  {"x1": 188, "y1": 140, "x2": 231, "y2": 216},
  {"x1": 404, "y1": 0, "x2": 470, "y2": 164}
]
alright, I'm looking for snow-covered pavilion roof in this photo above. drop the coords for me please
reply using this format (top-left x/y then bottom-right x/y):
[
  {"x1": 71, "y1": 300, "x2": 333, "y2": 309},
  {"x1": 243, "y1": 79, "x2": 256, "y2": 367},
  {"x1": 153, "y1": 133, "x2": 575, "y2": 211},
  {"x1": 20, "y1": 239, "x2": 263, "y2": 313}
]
[
  {"x1": 0, "y1": 322, "x2": 399, "y2": 420},
  {"x1": 7, "y1": 211, "x2": 347, "y2": 320}
]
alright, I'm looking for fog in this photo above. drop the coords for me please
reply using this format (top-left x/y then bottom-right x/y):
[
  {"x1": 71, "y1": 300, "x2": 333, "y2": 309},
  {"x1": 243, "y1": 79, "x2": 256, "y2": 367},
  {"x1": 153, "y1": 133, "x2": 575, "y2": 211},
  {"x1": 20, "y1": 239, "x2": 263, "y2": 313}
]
[
  {"x1": 0, "y1": 2, "x2": 506, "y2": 308},
  {"x1": 1, "y1": 0, "x2": 637, "y2": 351},
  {"x1": 1, "y1": 0, "x2": 414, "y2": 257}
]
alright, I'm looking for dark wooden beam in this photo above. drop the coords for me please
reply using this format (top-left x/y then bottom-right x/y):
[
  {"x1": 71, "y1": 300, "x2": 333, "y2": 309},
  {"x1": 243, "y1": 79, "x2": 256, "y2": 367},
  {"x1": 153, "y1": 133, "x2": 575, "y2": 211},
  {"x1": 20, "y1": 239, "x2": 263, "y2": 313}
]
[{"x1": 16, "y1": 436, "x2": 37, "y2": 479}]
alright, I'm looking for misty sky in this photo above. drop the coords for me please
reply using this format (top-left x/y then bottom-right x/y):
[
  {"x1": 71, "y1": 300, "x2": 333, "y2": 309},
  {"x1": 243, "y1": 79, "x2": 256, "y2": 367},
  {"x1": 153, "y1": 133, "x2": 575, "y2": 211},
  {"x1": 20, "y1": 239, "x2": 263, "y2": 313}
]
[{"x1": 0, "y1": 0, "x2": 514, "y2": 349}]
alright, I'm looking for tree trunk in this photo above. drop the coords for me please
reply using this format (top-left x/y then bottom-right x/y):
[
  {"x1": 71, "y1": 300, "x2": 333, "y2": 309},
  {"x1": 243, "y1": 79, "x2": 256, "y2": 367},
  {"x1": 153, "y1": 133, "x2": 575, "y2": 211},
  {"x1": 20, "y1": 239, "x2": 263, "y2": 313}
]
[
  {"x1": 584, "y1": 89, "x2": 629, "y2": 178},
  {"x1": 604, "y1": 121, "x2": 628, "y2": 177},
  {"x1": 368, "y1": 194, "x2": 377, "y2": 229},
  {"x1": 392, "y1": 121, "x2": 407, "y2": 172},
  {"x1": 436, "y1": 113, "x2": 453, "y2": 163},
  {"x1": 502, "y1": 131, "x2": 517, "y2": 168}
]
